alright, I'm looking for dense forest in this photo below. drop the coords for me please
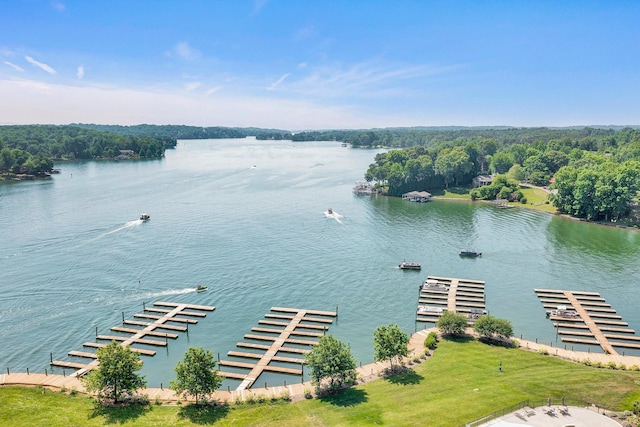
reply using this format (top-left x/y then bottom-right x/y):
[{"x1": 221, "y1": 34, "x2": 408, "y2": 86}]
[
  {"x1": 361, "y1": 127, "x2": 640, "y2": 223},
  {"x1": 0, "y1": 124, "x2": 178, "y2": 177}
]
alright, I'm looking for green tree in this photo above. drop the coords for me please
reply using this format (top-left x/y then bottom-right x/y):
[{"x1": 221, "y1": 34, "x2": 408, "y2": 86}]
[
  {"x1": 82, "y1": 341, "x2": 146, "y2": 403},
  {"x1": 373, "y1": 324, "x2": 409, "y2": 371},
  {"x1": 473, "y1": 315, "x2": 513, "y2": 341},
  {"x1": 489, "y1": 151, "x2": 513, "y2": 174},
  {"x1": 306, "y1": 334, "x2": 357, "y2": 394},
  {"x1": 436, "y1": 311, "x2": 468, "y2": 336},
  {"x1": 434, "y1": 146, "x2": 473, "y2": 187},
  {"x1": 170, "y1": 347, "x2": 222, "y2": 405}
]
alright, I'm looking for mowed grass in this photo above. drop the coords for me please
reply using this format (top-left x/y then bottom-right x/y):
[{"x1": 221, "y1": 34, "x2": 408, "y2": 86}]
[{"x1": 2, "y1": 338, "x2": 640, "y2": 426}]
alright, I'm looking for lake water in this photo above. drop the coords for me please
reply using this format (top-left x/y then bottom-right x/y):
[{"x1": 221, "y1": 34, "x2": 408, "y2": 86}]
[{"x1": 2, "y1": 138, "x2": 640, "y2": 387}]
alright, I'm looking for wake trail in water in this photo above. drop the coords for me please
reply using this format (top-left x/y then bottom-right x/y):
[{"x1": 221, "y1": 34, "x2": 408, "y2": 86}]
[
  {"x1": 324, "y1": 210, "x2": 343, "y2": 224},
  {"x1": 93, "y1": 219, "x2": 143, "y2": 240},
  {"x1": 142, "y1": 288, "x2": 199, "y2": 298}
]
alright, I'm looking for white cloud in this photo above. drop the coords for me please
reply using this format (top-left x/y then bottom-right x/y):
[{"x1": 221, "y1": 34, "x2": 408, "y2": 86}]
[
  {"x1": 185, "y1": 81, "x2": 201, "y2": 92},
  {"x1": 25, "y1": 56, "x2": 57, "y2": 74},
  {"x1": 77, "y1": 65, "x2": 84, "y2": 79},
  {"x1": 168, "y1": 42, "x2": 201, "y2": 61},
  {"x1": 251, "y1": 0, "x2": 268, "y2": 16},
  {"x1": 4, "y1": 61, "x2": 24, "y2": 72},
  {"x1": 298, "y1": 62, "x2": 308, "y2": 69},
  {"x1": 52, "y1": 2, "x2": 65, "y2": 12},
  {"x1": 206, "y1": 86, "x2": 222, "y2": 95},
  {"x1": 288, "y1": 60, "x2": 459, "y2": 98},
  {"x1": 0, "y1": 78, "x2": 377, "y2": 129},
  {"x1": 268, "y1": 73, "x2": 290, "y2": 90}
]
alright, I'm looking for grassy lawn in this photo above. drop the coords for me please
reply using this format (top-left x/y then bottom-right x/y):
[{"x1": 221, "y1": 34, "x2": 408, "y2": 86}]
[
  {"x1": 2, "y1": 338, "x2": 640, "y2": 426},
  {"x1": 431, "y1": 185, "x2": 558, "y2": 214}
]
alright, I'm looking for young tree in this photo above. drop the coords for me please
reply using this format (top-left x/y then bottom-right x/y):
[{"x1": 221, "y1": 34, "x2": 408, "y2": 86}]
[
  {"x1": 170, "y1": 347, "x2": 222, "y2": 405},
  {"x1": 305, "y1": 334, "x2": 357, "y2": 394},
  {"x1": 473, "y1": 315, "x2": 514, "y2": 342},
  {"x1": 82, "y1": 341, "x2": 146, "y2": 403},
  {"x1": 373, "y1": 324, "x2": 409, "y2": 371},
  {"x1": 436, "y1": 311, "x2": 468, "y2": 336}
]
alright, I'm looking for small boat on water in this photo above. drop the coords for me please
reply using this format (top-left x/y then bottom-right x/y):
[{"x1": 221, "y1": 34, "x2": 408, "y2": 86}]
[
  {"x1": 546, "y1": 305, "x2": 577, "y2": 318},
  {"x1": 196, "y1": 285, "x2": 208, "y2": 292},
  {"x1": 327, "y1": 208, "x2": 333, "y2": 215},
  {"x1": 459, "y1": 249, "x2": 481, "y2": 257},
  {"x1": 399, "y1": 261, "x2": 421, "y2": 270},
  {"x1": 140, "y1": 213, "x2": 150, "y2": 221}
]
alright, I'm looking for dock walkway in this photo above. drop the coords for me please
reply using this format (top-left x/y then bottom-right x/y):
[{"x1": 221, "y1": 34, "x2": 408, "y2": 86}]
[
  {"x1": 218, "y1": 307, "x2": 336, "y2": 391},
  {"x1": 535, "y1": 289, "x2": 640, "y2": 355},
  {"x1": 50, "y1": 301, "x2": 214, "y2": 377},
  {"x1": 416, "y1": 276, "x2": 486, "y2": 325}
]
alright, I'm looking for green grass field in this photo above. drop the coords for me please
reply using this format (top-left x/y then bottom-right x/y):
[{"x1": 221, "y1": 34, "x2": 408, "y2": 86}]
[{"x1": 2, "y1": 338, "x2": 639, "y2": 426}]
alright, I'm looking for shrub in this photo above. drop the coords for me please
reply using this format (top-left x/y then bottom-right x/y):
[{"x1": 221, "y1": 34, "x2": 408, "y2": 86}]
[
  {"x1": 583, "y1": 359, "x2": 592, "y2": 366},
  {"x1": 424, "y1": 335, "x2": 438, "y2": 350},
  {"x1": 246, "y1": 394, "x2": 256, "y2": 404},
  {"x1": 304, "y1": 389, "x2": 313, "y2": 399},
  {"x1": 537, "y1": 348, "x2": 549, "y2": 355},
  {"x1": 592, "y1": 361, "x2": 603, "y2": 368},
  {"x1": 256, "y1": 395, "x2": 267, "y2": 404},
  {"x1": 520, "y1": 197, "x2": 527, "y2": 204},
  {"x1": 629, "y1": 365, "x2": 639, "y2": 371},
  {"x1": 606, "y1": 361, "x2": 618, "y2": 370},
  {"x1": 280, "y1": 391, "x2": 290, "y2": 402},
  {"x1": 619, "y1": 363, "x2": 627, "y2": 371}
]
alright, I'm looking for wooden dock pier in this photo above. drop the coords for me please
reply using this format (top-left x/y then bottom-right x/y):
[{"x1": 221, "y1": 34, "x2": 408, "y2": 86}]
[
  {"x1": 218, "y1": 307, "x2": 337, "y2": 391},
  {"x1": 535, "y1": 289, "x2": 640, "y2": 355},
  {"x1": 50, "y1": 301, "x2": 214, "y2": 376},
  {"x1": 416, "y1": 276, "x2": 487, "y2": 325}
]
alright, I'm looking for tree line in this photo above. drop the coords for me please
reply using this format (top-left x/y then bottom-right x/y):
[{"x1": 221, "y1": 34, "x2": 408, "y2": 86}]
[
  {"x1": 0, "y1": 124, "x2": 178, "y2": 176},
  {"x1": 362, "y1": 127, "x2": 640, "y2": 223}
]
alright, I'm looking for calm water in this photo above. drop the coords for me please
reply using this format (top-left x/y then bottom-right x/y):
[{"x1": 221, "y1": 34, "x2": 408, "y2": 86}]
[{"x1": 2, "y1": 138, "x2": 640, "y2": 387}]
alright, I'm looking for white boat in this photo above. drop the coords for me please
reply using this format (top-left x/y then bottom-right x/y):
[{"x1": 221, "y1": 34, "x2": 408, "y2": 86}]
[
  {"x1": 399, "y1": 261, "x2": 421, "y2": 270},
  {"x1": 139, "y1": 213, "x2": 150, "y2": 221}
]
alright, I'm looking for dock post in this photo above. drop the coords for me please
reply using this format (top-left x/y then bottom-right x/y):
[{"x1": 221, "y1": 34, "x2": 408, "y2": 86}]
[
  {"x1": 122, "y1": 311, "x2": 125, "y2": 324},
  {"x1": 217, "y1": 352, "x2": 220, "y2": 362},
  {"x1": 50, "y1": 352, "x2": 53, "y2": 363},
  {"x1": 227, "y1": 385, "x2": 230, "y2": 392},
  {"x1": 63, "y1": 369, "x2": 66, "y2": 377},
  {"x1": 95, "y1": 326, "x2": 98, "y2": 338},
  {"x1": 165, "y1": 333, "x2": 168, "y2": 344},
  {"x1": 284, "y1": 380, "x2": 286, "y2": 387},
  {"x1": 6, "y1": 368, "x2": 8, "y2": 375},
  {"x1": 265, "y1": 382, "x2": 267, "y2": 389},
  {"x1": 45, "y1": 369, "x2": 47, "y2": 376},
  {"x1": 160, "y1": 383, "x2": 163, "y2": 390},
  {"x1": 27, "y1": 368, "x2": 29, "y2": 375},
  {"x1": 143, "y1": 301, "x2": 145, "y2": 310}
]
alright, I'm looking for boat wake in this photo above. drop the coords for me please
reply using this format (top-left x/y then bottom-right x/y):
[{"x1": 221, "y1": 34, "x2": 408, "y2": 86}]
[
  {"x1": 94, "y1": 220, "x2": 143, "y2": 240},
  {"x1": 324, "y1": 210, "x2": 343, "y2": 224},
  {"x1": 144, "y1": 288, "x2": 200, "y2": 298}
]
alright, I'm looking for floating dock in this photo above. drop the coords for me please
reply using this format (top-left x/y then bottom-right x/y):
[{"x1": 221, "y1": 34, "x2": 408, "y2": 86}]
[
  {"x1": 415, "y1": 276, "x2": 486, "y2": 325},
  {"x1": 50, "y1": 301, "x2": 214, "y2": 377},
  {"x1": 535, "y1": 289, "x2": 640, "y2": 355},
  {"x1": 218, "y1": 307, "x2": 336, "y2": 391}
]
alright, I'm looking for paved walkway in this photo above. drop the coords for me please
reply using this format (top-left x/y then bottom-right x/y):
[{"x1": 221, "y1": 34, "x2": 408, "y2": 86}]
[
  {"x1": 0, "y1": 328, "x2": 430, "y2": 404},
  {"x1": 6, "y1": 329, "x2": 635, "y2": 405}
]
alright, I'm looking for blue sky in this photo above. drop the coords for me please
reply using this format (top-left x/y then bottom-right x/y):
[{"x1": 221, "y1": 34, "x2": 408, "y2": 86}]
[{"x1": 1, "y1": 1, "x2": 639, "y2": 129}]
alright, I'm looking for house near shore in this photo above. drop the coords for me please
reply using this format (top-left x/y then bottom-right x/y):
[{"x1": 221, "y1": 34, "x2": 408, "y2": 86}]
[
  {"x1": 402, "y1": 191, "x2": 431, "y2": 202},
  {"x1": 116, "y1": 149, "x2": 135, "y2": 160},
  {"x1": 472, "y1": 175, "x2": 494, "y2": 187}
]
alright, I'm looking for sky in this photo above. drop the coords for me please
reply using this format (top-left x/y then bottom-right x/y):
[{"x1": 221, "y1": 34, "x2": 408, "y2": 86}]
[{"x1": 1, "y1": 0, "x2": 639, "y2": 130}]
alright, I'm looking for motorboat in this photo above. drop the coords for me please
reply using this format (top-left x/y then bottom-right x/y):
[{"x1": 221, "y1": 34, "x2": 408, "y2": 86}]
[
  {"x1": 399, "y1": 261, "x2": 421, "y2": 270},
  {"x1": 327, "y1": 208, "x2": 333, "y2": 215},
  {"x1": 546, "y1": 305, "x2": 578, "y2": 318},
  {"x1": 196, "y1": 285, "x2": 208, "y2": 292},
  {"x1": 459, "y1": 249, "x2": 481, "y2": 257},
  {"x1": 139, "y1": 213, "x2": 150, "y2": 221}
]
